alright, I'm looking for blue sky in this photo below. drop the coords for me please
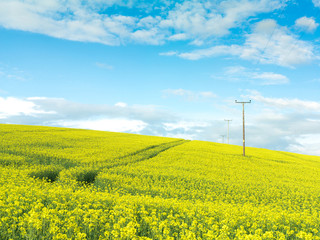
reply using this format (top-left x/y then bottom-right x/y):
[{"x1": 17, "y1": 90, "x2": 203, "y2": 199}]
[{"x1": 1, "y1": 0, "x2": 320, "y2": 155}]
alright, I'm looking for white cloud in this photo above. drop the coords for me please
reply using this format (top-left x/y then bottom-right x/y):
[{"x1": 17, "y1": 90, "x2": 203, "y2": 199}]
[
  {"x1": 0, "y1": 0, "x2": 147, "y2": 46},
  {"x1": 0, "y1": 0, "x2": 284, "y2": 46},
  {"x1": 6, "y1": 74, "x2": 26, "y2": 81},
  {"x1": 312, "y1": 0, "x2": 320, "y2": 7},
  {"x1": 59, "y1": 118, "x2": 147, "y2": 133},
  {"x1": 178, "y1": 45, "x2": 242, "y2": 60},
  {"x1": 164, "y1": 121, "x2": 210, "y2": 132},
  {"x1": 168, "y1": 33, "x2": 188, "y2": 41},
  {"x1": 199, "y1": 92, "x2": 217, "y2": 98},
  {"x1": 161, "y1": 0, "x2": 282, "y2": 41},
  {"x1": 27, "y1": 97, "x2": 52, "y2": 101},
  {"x1": 295, "y1": 16, "x2": 319, "y2": 33},
  {"x1": 0, "y1": 97, "x2": 54, "y2": 119},
  {"x1": 216, "y1": 66, "x2": 289, "y2": 85},
  {"x1": 0, "y1": 95, "x2": 214, "y2": 141},
  {"x1": 131, "y1": 28, "x2": 165, "y2": 45},
  {"x1": 235, "y1": 19, "x2": 316, "y2": 66},
  {"x1": 245, "y1": 91, "x2": 320, "y2": 111},
  {"x1": 225, "y1": 66, "x2": 247, "y2": 75},
  {"x1": 115, "y1": 102, "x2": 127, "y2": 107},
  {"x1": 177, "y1": 19, "x2": 316, "y2": 67},
  {"x1": 159, "y1": 51, "x2": 178, "y2": 56},
  {"x1": 288, "y1": 134, "x2": 320, "y2": 155},
  {"x1": 233, "y1": 90, "x2": 320, "y2": 155},
  {"x1": 0, "y1": 1, "x2": 120, "y2": 45},
  {"x1": 190, "y1": 39, "x2": 205, "y2": 46},
  {"x1": 137, "y1": 16, "x2": 161, "y2": 28},
  {"x1": 163, "y1": 88, "x2": 216, "y2": 101},
  {"x1": 1, "y1": 95, "x2": 320, "y2": 155},
  {"x1": 0, "y1": 64, "x2": 29, "y2": 81},
  {"x1": 252, "y1": 72, "x2": 289, "y2": 85},
  {"x1": 25, "y1": 97, "x2": 174, "y2": 123},
  {"x1": 0, "y1": 96, "x2": 173, "y2": 133},
  {"x1": 164, "y1": 132, "x2": 196, "y2": 140}
]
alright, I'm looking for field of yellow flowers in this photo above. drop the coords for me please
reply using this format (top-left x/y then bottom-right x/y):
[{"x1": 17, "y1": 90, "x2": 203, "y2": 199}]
[{"x1": 1, "y1": 124, "x2": 320, "y2": 239}]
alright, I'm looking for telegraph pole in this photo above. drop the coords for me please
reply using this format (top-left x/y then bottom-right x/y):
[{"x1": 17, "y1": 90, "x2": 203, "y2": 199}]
[
  {"x1": 224, "y1": 119, "x2": 232, "y2": 144},
  {"x1": 220, "y1": 135, "x2": 226, "y2": 144},
  {"x1": 235, "y1": 100, "x2": 251, "y2": 156}
]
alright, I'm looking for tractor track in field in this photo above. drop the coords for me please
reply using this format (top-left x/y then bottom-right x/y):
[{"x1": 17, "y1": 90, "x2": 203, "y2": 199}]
[
  {"x1": 80, "y1": 139, "x2": 190, "y2": 185},
  {"x1": 102, "y1": 139, "x2": 190, "y2": 170}
]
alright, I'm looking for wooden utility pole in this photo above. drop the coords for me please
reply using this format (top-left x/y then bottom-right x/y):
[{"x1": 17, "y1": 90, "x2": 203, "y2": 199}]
[
  {"x1": 220, "y1": 135, "x2": 226, "y2": 144},
  {"x1": 224, "y1": 119, "x2": 232, "y2": 144},
  {"x1": 235, "y1": 100, "x2": 251, "y2": 156}
]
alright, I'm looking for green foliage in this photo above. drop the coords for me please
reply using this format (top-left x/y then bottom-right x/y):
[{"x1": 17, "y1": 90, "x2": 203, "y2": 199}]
[
  {"x1": 29, "y1": 166, "x2": 61, "y2": 182},
  {"x1": 75, "y1": 169, "x2": 99, "y2": 184},
  {"x1": 1, "y1": 124, "x2": 320, "y2": 239}
]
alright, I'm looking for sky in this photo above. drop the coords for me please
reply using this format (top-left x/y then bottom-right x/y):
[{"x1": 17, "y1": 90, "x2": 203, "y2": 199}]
[{"x1": 1, "y1": 0, "x2": 320, "y2": 155}]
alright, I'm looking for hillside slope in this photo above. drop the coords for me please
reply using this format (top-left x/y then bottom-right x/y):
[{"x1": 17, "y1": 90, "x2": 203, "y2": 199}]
[{"x1": 1, "y1": 124, "x2": 320, "y2": 239}]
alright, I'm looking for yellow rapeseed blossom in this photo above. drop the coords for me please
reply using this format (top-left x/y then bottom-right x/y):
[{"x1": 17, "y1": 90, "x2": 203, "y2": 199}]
[{"x1": 1, "y1": 124, "x2": 320, "y2": 239}]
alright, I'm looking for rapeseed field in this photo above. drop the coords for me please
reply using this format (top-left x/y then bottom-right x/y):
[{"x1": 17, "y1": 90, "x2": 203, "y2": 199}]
[{"x1": 1, "y1": 124, "x2": 320, "y2": 239}]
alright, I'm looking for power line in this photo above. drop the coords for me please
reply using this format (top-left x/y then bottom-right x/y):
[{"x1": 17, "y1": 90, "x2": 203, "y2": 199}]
[
  {"x1": 257, "y1": 1, "x2": 287, "y2": 64},
  {"x1": 278, "y1": 7, "x2": 320, "y2": 67},
  {"x1": 260, "y1": 2, "x2": 320, "y2": 68},
  {"x1": 235, "y1": 100, "x2": 251, "y2": 156}
]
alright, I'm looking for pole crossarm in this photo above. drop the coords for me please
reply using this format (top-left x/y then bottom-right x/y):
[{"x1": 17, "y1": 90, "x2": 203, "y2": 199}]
[
  {"x1": 235, "y1": 100, "x2": 251, "y2": 156},
  {"x1": 235, "y1": 100, "x2": 252, "y2": 104}
]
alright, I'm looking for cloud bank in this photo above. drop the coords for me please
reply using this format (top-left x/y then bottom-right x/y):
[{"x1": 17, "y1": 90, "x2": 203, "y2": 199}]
[
  {"x1": 1, "y1": 94, "x2": 320, "y2": 156},
  {"x1": 176, "y1": 19, "x2": 316, "y2": 67},
  {"x1": 0, "y1": 0, "x2": 283, "y2": 46},
  {"x1": 1, "y1": 0, "x2": 317, "y2": 67}
]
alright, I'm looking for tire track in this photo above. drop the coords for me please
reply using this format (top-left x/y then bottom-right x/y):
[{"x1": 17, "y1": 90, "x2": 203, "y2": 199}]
[
  {"x1": 101, "y1": 139, "x2": 189, "y2": 170},
  {"x1": 59, "y1": 140, "x2": 189, "y2": 185}
]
